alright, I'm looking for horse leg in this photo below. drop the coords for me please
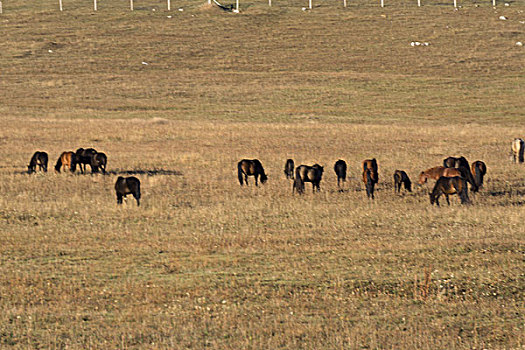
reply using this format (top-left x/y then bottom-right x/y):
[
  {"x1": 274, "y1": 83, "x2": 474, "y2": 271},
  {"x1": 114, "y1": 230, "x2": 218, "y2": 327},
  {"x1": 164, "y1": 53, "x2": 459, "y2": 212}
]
[
  {"x1": 133, "y1": 193, "x2": 140, "y2": 206},
  {"x1": 117, "y1": 193, "x2": 123, "y2": 205},
  {"x1": 255, "y1": 174, "x2": 259, "y2": 187},
  {"x1": 445, "y1": 194, "x2": 450, "y2": 206}
]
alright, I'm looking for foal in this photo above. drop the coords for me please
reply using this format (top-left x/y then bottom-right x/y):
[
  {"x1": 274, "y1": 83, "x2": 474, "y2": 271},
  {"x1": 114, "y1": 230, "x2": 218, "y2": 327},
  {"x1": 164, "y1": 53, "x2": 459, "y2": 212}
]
[{"x1": 393, "y1": 170, "x2": 412, "y2": 193}]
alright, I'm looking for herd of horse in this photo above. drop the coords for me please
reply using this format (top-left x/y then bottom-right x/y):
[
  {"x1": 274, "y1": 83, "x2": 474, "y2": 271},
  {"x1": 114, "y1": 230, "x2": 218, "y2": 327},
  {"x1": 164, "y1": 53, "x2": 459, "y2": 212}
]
[
  {"x1": 237, "y1": 153, "x2": 489, "y2": 206},
  {"x1": 29, "y1": 148, "x2": 108, "y2": 175},
  {"x1": 26, "y1": 138, "x2": 524, "y2": 207},
  {"x1": 27, "y1": 148, "x2": 140, "y2": 206}
]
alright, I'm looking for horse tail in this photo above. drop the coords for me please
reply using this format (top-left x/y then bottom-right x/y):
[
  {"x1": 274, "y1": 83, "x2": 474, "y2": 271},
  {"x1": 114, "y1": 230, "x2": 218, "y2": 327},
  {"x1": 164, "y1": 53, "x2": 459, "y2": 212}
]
[
  {"x1": 364, "y1": 169, "x2": 374, "y2": 198},
  {"x1": 54, "y1": 156, "x2": 62, "y2": 172},
  {"x1": 237, "y1": 161, "x2": 244, "y2": 186},
  {"x1": 518, "y1": 140, "x2": 525, "y2": 163},
  {"x1": 293, "y1": 167, "x2": 304, "y2": 194},
  {"x1": 474, "y1": 164, "x2": 482, "y2": 188}
]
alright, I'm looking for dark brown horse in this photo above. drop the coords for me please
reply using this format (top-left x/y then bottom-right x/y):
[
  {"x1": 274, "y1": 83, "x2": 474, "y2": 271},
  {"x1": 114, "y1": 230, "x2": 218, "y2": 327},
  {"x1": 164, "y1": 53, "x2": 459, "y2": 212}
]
[
  {"x1": 293, "y1": 164, "x2": 324, "y2": 194},
  {"x1": 238, "y1": 159, "x2": 268, "y2": 186},
  {"x1": 28, "y1": 151, "x2": 48, "y2": 174},
  {"x1": 90, "y1": 152, "x2": 107, "y2": 174},
  {"x1": 418, "y1": 166, "x2": 462, "y2": 185},
  {"x1": 430, "y1": 176, "x2": 470, "y2": 206},
  {"x1": 471, "y1": 160, "x2": 487, "y2": 189},
  {"x1": 54, "y1": 152, "x2": 76, "y2": 173},
  {"x1": 334, "y1": 159, "x2": 347, "y2": 188},
  {"x1": 393, "y1": 170, "x2": 412, "y2": 193},
  {"x1": 75, "y1": 148, "x2": 98, "y2": 174},
  {"x1": 284, "y1": 159, "x2": 295, "y2": 180},
  {"x1": 115, "y1": 176, "x2": 141, "y2": 206}
]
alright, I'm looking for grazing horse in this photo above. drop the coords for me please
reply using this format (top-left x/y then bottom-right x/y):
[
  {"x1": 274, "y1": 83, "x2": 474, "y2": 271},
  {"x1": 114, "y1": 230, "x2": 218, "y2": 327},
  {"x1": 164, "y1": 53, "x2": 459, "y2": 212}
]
[
  {"x1": 418, "y1": 166, "x2": 462, "y2": 185},
  {"x1": 115, "y1": 176, "x2": 141, "y2": 206},
  {"x1": 28, "y1": 151, "x2": 48, "y2": 174},
  {"x1": 363, "y1": 168, "x2": 376, "y2": 199},
  {"x1": 238, "y1": 159, "x2": 268, "y2": 186},
  {"x1": 511, "y1": 138, "x2": 524, "y2": 163},
  {"x1": 293, "y1": 164, "x2": 324, "y2": 194},
  {"x1": 393, "y1": 170, "x2": 412, "y2": 193},
  {"x1": 334, "y1": 159, "x2": 347, "y2": 188},
  {"x1": 90, "y1": 152, "x2": 107, "y2": 174},
  {"x1": 471, "y1": 160, "x2": 487, "y2": 189},
  {"x1": 75, "y1": 148, "x2": 98, "y2": 174},
  {"x1": 284, "y1": 159, "x2": 295, "y2": 180},
  {"x1": 362, "y1": 158, "x2": 378, "y2": 184},
  {"x1": 430, "y1": 176, "x2": 470, "y2": 206},
  {"x1": 54, "y1": 152, "x2": 76, "y2": 173},
  {"x1": 443, "y1": 156, "x2": 478, "y2": 192}
]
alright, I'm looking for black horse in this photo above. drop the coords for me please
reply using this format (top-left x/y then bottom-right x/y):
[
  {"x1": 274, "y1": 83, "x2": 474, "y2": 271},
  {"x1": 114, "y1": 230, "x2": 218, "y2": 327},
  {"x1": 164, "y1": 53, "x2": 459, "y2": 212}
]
[
  {"x1": 28, "y1": 151, "x2": 48, "y2": 174},
  {"x1": 238, "y1": 159, "x2": 268, "y2": 186},
  {"x1": 334, "y1": 159, "x2": 347, "y2": 189},
  {"x1": 284, "y1": 159, "x2": 295, "y2": 180},
  {"x1": 115, "y1": 176, "x2": 141, "y2": 206},
  {"x1": 293, "y1": 164, "x2": 324, "y2": 194},
  {"x1": 393, "y1": 170, "x2": 412, "y2": 193},
  {"x1": 90, "y1": 152, "x2": 107, "y2": 174},
  {"x1": 75, "y1": 148, "x2": 98, "y2": 174}
]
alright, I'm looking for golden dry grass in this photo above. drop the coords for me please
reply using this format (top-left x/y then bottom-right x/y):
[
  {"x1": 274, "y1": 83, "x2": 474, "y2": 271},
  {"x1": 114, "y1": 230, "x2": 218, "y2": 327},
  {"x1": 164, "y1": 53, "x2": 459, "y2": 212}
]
[{"x1": 0, "y1": 0, "x2": 524, "y2": 348}]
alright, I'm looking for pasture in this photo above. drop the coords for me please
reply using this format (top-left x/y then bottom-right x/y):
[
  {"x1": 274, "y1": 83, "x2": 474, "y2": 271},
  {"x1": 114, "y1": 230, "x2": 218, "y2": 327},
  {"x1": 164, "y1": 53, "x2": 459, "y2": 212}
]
[{"x1": 0, "y1": 0, "x2": 524, "y2": 348}]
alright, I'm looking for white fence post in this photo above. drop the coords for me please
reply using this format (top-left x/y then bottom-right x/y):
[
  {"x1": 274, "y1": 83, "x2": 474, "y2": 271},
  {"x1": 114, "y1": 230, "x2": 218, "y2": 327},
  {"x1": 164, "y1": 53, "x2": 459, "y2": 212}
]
[
  {"x1": 235, "y1": 0, "x2": 239, "y2": 11},
  {"x1": 492, "y1": 0, "x2": 496, "y2": 6},
  {"x1": 343, "y1": 0, "x2": 347, "y2": 7},
  {"x1": 269, "y1": 0, "x2": 271, "y2": 6},
  {"x1": 0, "y1": 1, "x2": 3, "y2": 14},
  {"x1": 94, "y1": 0, "x2": 97, "y2": 11},
  {"x1": 418, "y1": 0, "x2": 421, "y2": 6},
  {"x1": 59, "y1": 0, "x2": 63, "y2": 11},
  {"x1": 130, "y1": 0, "x2": 133, "y2": 11},
  {"x1": 167, "y1": 0, "x2": 170, "y2": 10},
  {"x1": 453, "y1": 0, "x2": 457, "y2": 7},
  {"x1": 380, "y1": 0, "x2": 384, "y2": 7},
  {"x1": 309, "y1": 0, "x2": 312, "y2": 9}
]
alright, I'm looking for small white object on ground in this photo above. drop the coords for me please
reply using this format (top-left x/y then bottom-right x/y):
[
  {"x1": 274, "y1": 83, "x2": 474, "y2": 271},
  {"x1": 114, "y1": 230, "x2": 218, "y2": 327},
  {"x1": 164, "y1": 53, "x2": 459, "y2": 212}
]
[
  {"x1": 167, "y1": 15, "x2": 172, "y2": 18},
  {"x1": 516, "y1": 41, "x2": 523, "y2": 47},
  {"x1": 48, "y1": 50, "x2": 53, "y2": 53},
  {"x1": 499, "y1": 15, "x2": 507, "y2": 20},
  {"x1": 178, "y1": 8, "x2": 183, "y2": 11},
  {"x1": 142, "y1": 61, "x2": 148, "y2": 65}
]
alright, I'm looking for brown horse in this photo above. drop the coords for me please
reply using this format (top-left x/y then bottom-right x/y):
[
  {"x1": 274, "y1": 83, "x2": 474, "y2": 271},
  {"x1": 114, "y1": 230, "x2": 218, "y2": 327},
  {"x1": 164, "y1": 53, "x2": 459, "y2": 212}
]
[
  {"x1": 362, "y1": 158, "x2": 378, "y2": 183},
  {"x1": 334, "y1": 159, "x2": 347, "y2": 188},
  {"x1": 293, "y1": 164, "x2": 324, "y2": 194},
  {"x1": 54, "y1": 152, "x2": 76, "y2": 173},
  {"x1": 471, "y1": 160, "x2": 487, "y2": 189},
  {"x1": 511, "y1": 138, "x2": 524, "y2": 163},
  {"x1": 418, "y1": 166, "x2": 462, "y2": 185},
  {"x1": 363, "y1": 168, "x2": 376, "y2": 199},
  {"x1": 238, "y1": 159, "x2": 268, "y2": 186},
  {"x1": 28, "y1": 151, "x2": 48, "y2": 174},
  {"x1": 430, "y1": 176, "x2": 470, "y2": 206},
  {"x1": 284, "y1": 159, "x2": 294, "y2": 180},
  {"x1": 443, "y1": 156, "x2": 478, "y2": 192},
  {"x1": 115, "y1": 176, "x2": 141, "y2": 206},
  {"x1": 393, "y1": 170, "x2": 412, "y2": 193}
]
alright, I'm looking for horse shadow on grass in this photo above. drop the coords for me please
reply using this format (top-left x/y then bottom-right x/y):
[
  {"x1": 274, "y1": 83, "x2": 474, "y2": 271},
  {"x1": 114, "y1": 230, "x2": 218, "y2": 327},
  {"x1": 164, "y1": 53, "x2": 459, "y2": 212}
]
[{"x1": 18, "y1": 168, "x2": 183, "y2": 177}]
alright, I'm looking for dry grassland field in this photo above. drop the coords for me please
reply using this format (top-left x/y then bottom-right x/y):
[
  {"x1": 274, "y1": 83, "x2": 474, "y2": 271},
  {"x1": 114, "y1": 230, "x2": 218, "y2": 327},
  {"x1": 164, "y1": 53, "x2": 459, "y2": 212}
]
[{"x1": 0, "y1": 0, "x2": 524, "y2": 348}]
